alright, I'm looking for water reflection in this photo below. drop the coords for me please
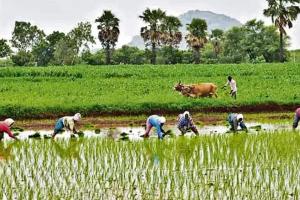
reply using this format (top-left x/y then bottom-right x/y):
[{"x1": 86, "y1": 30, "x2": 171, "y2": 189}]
[
  {"x1": 52, "y1": 140, "x2": 81, "y2": 160},
  {"x1": 0, "y1": 143, "x2": 13, "y2": 161}
]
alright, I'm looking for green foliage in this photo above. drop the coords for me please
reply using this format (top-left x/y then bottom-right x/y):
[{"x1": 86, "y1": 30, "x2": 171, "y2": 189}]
[
  {"x1": 46, "y1": 31, "x2": 65, "y2": 47},
  {"x1": 223, "y1": 27, "x2": 247, "y2": 63},
  {"x1": 31, "y1": 31, "x2": 67, "y2": 66},
  {"x1": 263, "y1": 0, "x2": 300, "y2": 62},
  {"x1": 0, "y1": 59, "x2": 13, "y2": 67},
  {"x1": 113, "y1": 45, "x2": 146, "y2": 65},
  {"x1": 69, "y1": 22, "x2": 95, "y2": 53},
  {"x1": 160, "y1": 16, "x2": 182, "y2": 48},
  {"x1": 186, "y1": 18, "x2": 208, "y2": 38},
  {"x1": 81, "y1": 50, "x2": 105, "y2": 65},
  {"x1": 50, "y1": 23, "x2": 94, "y2": 66},
  {"x1": 159, "y1": 46, "x2": 183, "y2": 64},
  {"x1": 53, "y1": 37, "x2": 78, "y2": 65},
  {"x1": 186, "y1": 18, "x2": 208, "y2": 64},
  {"x1": 290, "y1": 49, "x2": 300, "y2": 63},
  {"x1": 210, "y1": 29, "x2": 224, "y2": 58},
  {"x1": 223, "y1": 19, "x2": 288, "y2": 63},
  {"x1": 11, "y1": 21, "x2": 45, "y2": 52},
  {"x1": 0, "y1": 39, "x2": 12, "y2": 58},
  {"x1": 181, "y1": 51, "x2": 194, "y2": 64},
  {"x1": 11, "y1": 51, "x2": 33, "y2": 66},
  {"x1": 0, "y1": 63, "x2": 299, "y2": 118},
  {"x1": 95, "y1": 10, "x2": 120, "y2": 64},
  {"x1": 140, "y1": 8, "x2": 167, "y2": 64},
  {"x1": 32, "y1": 40, "x2": 53, "y2": 66}
]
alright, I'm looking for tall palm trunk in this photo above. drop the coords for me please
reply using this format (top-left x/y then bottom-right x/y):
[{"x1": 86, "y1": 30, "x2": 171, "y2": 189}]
[
  {"x1": 151, "y1": 42, "x2": 156, "y2": 65},
  {"x1": 105, "y1": 44, "x2": 111, "y2": 64},
  {"x1": 279, "y1": 30, "x2": 284, "y2": 62},
  {"x1": 193, "y1": 48, "x2": 200, "y2": 64}
]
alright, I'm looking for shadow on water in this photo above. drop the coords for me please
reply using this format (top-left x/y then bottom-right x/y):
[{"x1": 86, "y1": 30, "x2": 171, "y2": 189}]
[
  {"x1": 52, "y1": 140, "x2": 82, "y2": 160},
  {"x1": 142, "y1": 137, "x2": 199, "y2": 167},
  {"x1": 0, "y1": 142, "x2": 14, "y2": 161}
]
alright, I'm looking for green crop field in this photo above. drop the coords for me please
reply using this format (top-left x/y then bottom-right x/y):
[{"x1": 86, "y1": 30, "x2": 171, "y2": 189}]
[
  {"x1": 0, "y1": 63, "x2": 300, "y2": 118},
  {"x1": 1, "y1": 132, "x2": 300, "y2": 199}
]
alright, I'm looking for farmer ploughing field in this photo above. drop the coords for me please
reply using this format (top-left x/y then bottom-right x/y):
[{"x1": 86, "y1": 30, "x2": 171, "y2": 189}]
[{"x1": 223, "y1": 76, "x2": 238, "y2": 99}]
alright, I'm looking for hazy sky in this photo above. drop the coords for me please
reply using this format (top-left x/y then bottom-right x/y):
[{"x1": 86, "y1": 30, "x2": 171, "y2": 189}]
[{"x1": 0, "y1": 0, "x2": 299, "y2": 49}]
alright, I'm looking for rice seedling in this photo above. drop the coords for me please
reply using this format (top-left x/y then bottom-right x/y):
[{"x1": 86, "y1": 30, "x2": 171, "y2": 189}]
[{"x1": 0, "y1": 131, "x2": 300, "y2": 199}]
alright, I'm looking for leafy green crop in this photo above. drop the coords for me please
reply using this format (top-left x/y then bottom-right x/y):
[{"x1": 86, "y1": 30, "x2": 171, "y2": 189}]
[{"x1": 0, "y1": 63, "x2": 299, "y2": 118}]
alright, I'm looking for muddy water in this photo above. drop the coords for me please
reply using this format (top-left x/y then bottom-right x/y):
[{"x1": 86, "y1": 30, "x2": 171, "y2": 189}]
[{"x1": 2, "y1": 121, "x2": 293, "y2": 141}]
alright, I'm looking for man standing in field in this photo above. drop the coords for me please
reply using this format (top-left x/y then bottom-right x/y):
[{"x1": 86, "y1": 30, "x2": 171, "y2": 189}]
[
  {"x1": 140, "y1": 115, "x2": 166, "y2": 140},
  {"x1": 177, "y1": 111, "x2": 199, "y2": 135},
  {"x1": 227, "y1": 113, "x2": 247, "y2": 132},
  {"x1": 0, "y1": 118, "x2": 18, "y2": 141},
  {"x1": 223, "y1": 76, "x2": 237, "y2": 99},
  {"x1": 292, "y1": 108, "x2": 300, "y2": 130},
  {"x1": 52, "y1": 113, "x2": 82, "y2": 138}
]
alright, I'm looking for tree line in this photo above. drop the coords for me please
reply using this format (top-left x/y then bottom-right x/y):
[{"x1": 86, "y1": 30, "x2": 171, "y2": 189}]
[{"x1": 0, "y1": 0, "x2": 299, "y2": 66}]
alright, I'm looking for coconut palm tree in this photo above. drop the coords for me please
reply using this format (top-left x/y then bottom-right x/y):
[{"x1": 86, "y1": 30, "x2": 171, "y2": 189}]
[
  {"x1": 186, "y1": 18, "x2": 208, "y2": 64},
  {"x1": 95, "y1": 10, "x2": 120, "y2": 64},
  {"x1": 210, "y1": 29, "x2": 224, "y2": 58},
  {"x1": 139, "y1": 8, "x2": 166, "y2": 64},
  {"x1": 263, "y1": 0, "x2": 300, "y2": 62},
  {"x1": 161, "y1": 16, "x2": 182, "y2": 48}
]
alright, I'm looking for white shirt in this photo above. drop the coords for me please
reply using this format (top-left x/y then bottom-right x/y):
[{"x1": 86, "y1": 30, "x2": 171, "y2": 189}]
[
  {"x1": 62, "y1": 116, "x2": 75, "y2": 131},
  {"x1": 227, "y1": 80, "x2": 237, "y2": 92}
]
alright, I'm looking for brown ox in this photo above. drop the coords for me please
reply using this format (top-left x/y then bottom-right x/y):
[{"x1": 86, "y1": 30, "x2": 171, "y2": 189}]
[{"x1": 174, "y1": 82, "x2": 218, "y2": 98}]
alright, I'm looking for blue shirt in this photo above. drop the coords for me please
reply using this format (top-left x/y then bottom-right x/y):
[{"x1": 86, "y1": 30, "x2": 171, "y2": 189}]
[
  {"x1": 177, "y1": 114, "x2": 194, "y2": 128},
  {"x1": 148, "y1": 115, "x2": 164, "y2": 139}
]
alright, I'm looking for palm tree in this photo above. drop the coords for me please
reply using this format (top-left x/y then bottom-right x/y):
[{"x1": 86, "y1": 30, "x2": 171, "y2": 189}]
[
  {"x1": 263, "y1": 0, "x2": 300, "y2": 62},
  {"x1": 139, "y1": 8, "x2": 166, "y2": 64},
  {"x1": 210, "y1": 29, "x2": 224, "y2": 58},
  {"x1": 186, "y1": 18, "x2": 208, "y2": 64},
  {"x1": 161, "y1": 16, "x2": 182, "y2": 48},
  {"x1": 95, "y1": 10, "x2": 120, "y2": 64}
]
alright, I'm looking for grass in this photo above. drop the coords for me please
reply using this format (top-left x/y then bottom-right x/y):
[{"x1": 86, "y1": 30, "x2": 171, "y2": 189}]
[
  {"x1": 0, "y1": 63, "x2": 300, "y2": 118},
  {"x1": 1, "y1": 131, "x2": 300, "y2": 199}
]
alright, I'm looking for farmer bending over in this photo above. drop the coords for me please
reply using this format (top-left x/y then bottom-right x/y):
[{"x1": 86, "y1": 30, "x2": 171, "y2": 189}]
[
  {"x1": 0, "y1": 118, "x2": 18, "y2": 141},
  {"x1": 227, "y1": 113, "x2": 247, "y2": 132},
  {"x1": 177, "y1": 111, "x2": 199, "y2": 135},
  {"x1": 293, "y1": 108, "x2": 300, "y2": 130},
  {"x1": 140, "y1": 115, "x2": 166, "y2": 140},
  {"x1": 52, "y1": 113, "x2": 82, "y2": 138},
  {"x1": 223, "y1": 76, "x2": 237, "y2": 99}
]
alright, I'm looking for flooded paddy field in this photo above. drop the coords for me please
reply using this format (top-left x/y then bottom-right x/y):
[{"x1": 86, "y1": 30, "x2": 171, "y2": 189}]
[
  {"x1": 1, "y1": 120, "x2": 294, "y2": 141},
  {"x1": 1, "y1": 113, "x2": 299, "y2": 199}
]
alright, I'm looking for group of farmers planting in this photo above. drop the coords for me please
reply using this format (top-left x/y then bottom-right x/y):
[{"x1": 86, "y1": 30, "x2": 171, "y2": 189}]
[
  {"x1": 0, "y1": 111, "x2": 247, "y2": 141},
  {"x1": 1, "y1": 76, "x2": 300, "y2": 140}
]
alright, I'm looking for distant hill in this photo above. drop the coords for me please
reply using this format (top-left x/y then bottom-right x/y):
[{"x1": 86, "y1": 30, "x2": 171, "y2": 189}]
[{"x1": 128, "y1": 10, "x2": 242, "y2": 49}]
